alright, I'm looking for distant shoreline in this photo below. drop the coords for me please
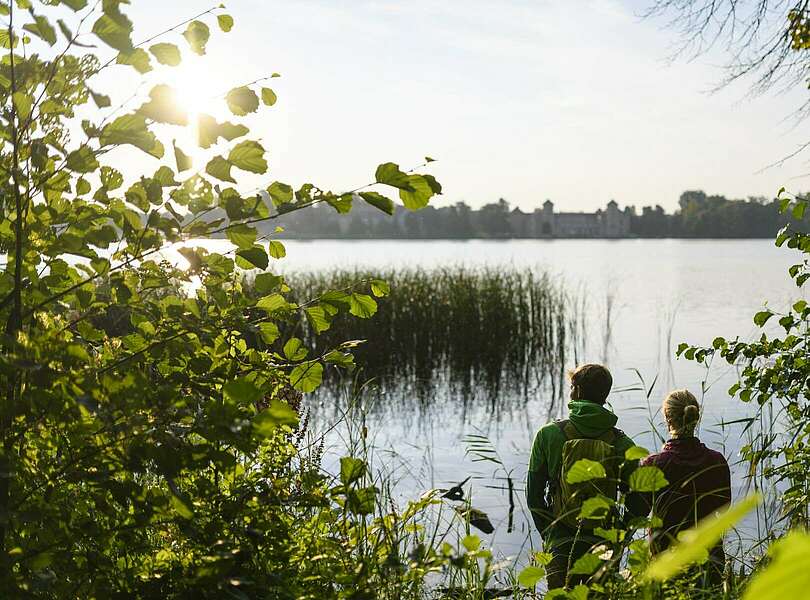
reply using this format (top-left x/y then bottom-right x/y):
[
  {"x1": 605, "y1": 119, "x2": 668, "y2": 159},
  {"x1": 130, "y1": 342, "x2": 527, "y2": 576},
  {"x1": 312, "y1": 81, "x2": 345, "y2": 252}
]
[{"x1": 269, "y1": 235, "x2": 779, "y2": 241}]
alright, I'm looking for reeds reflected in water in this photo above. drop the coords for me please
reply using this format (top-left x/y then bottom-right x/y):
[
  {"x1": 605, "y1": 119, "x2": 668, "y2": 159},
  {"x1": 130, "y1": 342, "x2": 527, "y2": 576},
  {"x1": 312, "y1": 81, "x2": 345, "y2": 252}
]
[{"x1": 282, "y1": 267, "x2": 583, "y2": 416}]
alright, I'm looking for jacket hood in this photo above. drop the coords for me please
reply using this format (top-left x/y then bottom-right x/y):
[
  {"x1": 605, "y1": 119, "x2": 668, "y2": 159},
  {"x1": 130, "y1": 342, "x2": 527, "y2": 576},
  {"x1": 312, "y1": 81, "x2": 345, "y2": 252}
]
[{"x1": 567, "y1": 400, "x2": 618, "y2": 436}]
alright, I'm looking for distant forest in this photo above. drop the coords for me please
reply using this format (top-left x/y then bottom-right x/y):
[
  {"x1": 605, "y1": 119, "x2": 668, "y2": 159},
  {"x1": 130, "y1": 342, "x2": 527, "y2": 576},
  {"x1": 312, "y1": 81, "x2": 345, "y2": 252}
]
[{"x1": 275, "y1": 190, "x2": 808, "y2": 239}]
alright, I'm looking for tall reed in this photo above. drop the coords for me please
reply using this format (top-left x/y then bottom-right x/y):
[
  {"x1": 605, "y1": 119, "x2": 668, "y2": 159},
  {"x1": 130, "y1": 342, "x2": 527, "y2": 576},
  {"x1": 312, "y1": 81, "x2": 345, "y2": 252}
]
[{"x1": 278, "y1": 267, "x2": 580, "y2": 415}]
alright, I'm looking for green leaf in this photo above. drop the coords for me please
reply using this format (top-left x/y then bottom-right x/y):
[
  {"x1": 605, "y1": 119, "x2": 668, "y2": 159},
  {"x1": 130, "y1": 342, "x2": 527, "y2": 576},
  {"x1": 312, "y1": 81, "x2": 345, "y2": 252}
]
[
  {"x1": 12, "y1": 92, "x2": 32, "y2": 120},
  {"x1": 305, "y1": 305, "x2": 333, "y2": 334},
  {"x1": 347, "y1": 486, "x2": 377, "y2": 515},
  {"x1": 462, "y1": 534, "x2": 481, "y2": 552},
  {"x1": 326, "y1": 193, "x2": 353, "y2": 214},
  {"x1": 742, "y1": 531, "x2": 810, "y2": 600},
  {"x1": 754, "y1": 310, "x2": 773, "y2": 327},
  {"x1": 290, "y1": 362, "x2": 323, "y2": 393},
  {"x1": 253, "y1": 401, "x2": 299, "y2": 436},
  {"x1": 517, "y1": 565, "x2": 545, "y2": 588},
  {"x1": 629, "y1": 466, "x2": 668, "y2": 492},
  {"x1": 569, "y1": 553, "x2": 602, "y2": 576},
  {"x1": 340, "y1": 457, "x2": 366, "y2": 485},
  {"x1": 116, "y1": 48, "x2": 152, "y2": 74},
  {"x1": 267, "y1": 182, "x2": 293, "y2": 206},
  {"x1": 236, "y1": 246, "x2": 268, "y2": 269},
  {"x1": 228, "y1": 140, "x2": 267, "y2": 173},
  {"x1": 257, "y1": 322, "x2": 280, "y2": 344},
  {"x1": 579, "y1": 495, "x2": 613, "y2": 520},
  {"x1": 198, "y1": 114, "x2": 249, "y2": 148},
  {"x1": 92, "y1": 11, "x2": 134, "y2": 52},
  {"x1": 268, "y1": 240, "x2": 286, "y2": 259},
  {"x1": 205, "y1": 156, "x2": 234, "y2": 183},
  {"x1": 76, "y1": 178, "x2": 91, "y2": 195},
  {"x1": 23, "y1": 14, "x2": 57, "y2": 46},
  {"x1": 90, "y1": 90, "x2": 111, "y2": 108},
  {"x1": 324, "y1": 350, "x2": 354, "y2": 368},
  {"x1": 101, "y1": 166, "x2": 124, "y2": 189},
  {"x1": 793, "y1": 202, "x2": 806, "y2": 220},
  {"x1": 254, "y1": 272, "x2": 282, "y2": 294},
  {"x1": 349, "y1": 293, "x2": 377, "y2": 318},
  {"x1": 399, "y1": 174, "x2": 434, "y2": 210},
  {"x1": 226, "y1": 224, "x2": 257, "y2": 250},
  {"x1": 625, "y1": 446, "x2": 650, "y2": 460},
  {"x1": 566, "y1": 459, "x2": 606, "y2": 484},
  {"x1": 183, "y1": 20, "x2": 210, "y2": 55},
  {"x1": 223, "y1": 377, "x2": 262, "y2": 405},
  {"x1": 645, "y1": 493, "x2": 761, "y2": 581},
  {"x1": 226, "y1": 86, "x2": 260, "y2": 116},
  {"x1": 173, "y1": 142, "x2": 192, "y2": 172},
  {"x1": 61, "y1": 0, "x2": 89, "y2": 10},
  {"x1": 149, "y1": 42, "x2": 181, "y2": 66},
  {"x1": 256, "y1": 293, "x2": 289, "y2": 313},
  {"x1": 217, "y1": 14, "x2": 234, "y2": 32},
  {"x1": 100, "y1": 114, "x2": 164, "y2": 158},
  {"x1": 360, "y1": 191, "x2": 395, "y2": 215},
  {"x1": 370, "y1": 279, "x2": 390, "y2": 297},
  {"x1": 375, "y1": 162, "x2": 411, "y2": 188},
  {"x1": 261, "y1": 87, "x2": 277, "y2": 106},
  {"x1": 138, "y1": 85, "x2": 187, "y2": 125},
  {"x1": 283, "y1": 338, "x2": 307, "y2": 361},
  {"x1": 66, "y1": 146, "x2": 99, "y2": 173}
]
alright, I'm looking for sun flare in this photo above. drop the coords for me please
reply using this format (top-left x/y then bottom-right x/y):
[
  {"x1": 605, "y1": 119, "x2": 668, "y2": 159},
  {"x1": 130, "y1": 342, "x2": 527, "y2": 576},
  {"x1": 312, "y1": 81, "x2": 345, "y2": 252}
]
[{"x1": 163, "y1": 60, "x2": 225, "y2": 170}]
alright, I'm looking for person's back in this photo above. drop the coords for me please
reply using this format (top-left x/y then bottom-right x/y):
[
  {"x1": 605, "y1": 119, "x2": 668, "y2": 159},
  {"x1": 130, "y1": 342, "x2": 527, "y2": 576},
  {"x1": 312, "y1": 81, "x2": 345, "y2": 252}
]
[
  {"x1": 632, "y1": 390, "x2": 731, "y2": 582},
  {"x1": 526, "y1": 364, "x2": 641, "y2": 590},
  {"x1": 642, "y1": 437, "x2": 730, "y2": 556}
]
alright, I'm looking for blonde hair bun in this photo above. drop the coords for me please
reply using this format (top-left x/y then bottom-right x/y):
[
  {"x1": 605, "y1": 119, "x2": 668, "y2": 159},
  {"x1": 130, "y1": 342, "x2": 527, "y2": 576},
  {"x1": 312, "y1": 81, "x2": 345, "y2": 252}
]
[{"x1": 663, "y1": 389, "x2": 700, "y2": 437}]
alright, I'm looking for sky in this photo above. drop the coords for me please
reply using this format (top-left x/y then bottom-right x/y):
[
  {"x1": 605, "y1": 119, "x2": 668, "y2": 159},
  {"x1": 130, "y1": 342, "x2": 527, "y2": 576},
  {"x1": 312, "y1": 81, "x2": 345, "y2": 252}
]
[{"x1": 108, "y1": 0, "x2": 810, "y2": 212}]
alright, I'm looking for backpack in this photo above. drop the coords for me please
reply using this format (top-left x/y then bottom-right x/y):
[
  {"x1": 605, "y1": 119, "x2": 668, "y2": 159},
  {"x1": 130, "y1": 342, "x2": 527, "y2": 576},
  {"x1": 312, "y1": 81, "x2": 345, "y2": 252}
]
[{"x1": 551, "y1": 420, "x2": 622, "y2": 529}]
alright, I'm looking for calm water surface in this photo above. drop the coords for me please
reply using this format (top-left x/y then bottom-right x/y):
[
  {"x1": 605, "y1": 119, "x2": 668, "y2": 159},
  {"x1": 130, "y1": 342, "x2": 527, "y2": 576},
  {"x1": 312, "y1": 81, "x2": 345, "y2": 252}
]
[{"x1": 204, "y1": 239, "x2": 799, "y2": 566}]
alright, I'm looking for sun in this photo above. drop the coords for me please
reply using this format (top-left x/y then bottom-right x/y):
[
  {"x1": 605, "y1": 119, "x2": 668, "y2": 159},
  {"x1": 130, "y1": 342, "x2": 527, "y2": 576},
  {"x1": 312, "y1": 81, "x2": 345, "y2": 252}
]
[{"x1": 163, "y1": 59, "x2": 225, "y2": 169}]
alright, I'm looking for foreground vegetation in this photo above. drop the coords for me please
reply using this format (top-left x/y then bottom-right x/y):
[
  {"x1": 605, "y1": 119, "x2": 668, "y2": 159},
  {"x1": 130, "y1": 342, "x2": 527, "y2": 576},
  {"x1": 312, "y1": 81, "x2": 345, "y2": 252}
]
[{"x1": 0, "y1": 1, "x2": 808, "y2": 598}]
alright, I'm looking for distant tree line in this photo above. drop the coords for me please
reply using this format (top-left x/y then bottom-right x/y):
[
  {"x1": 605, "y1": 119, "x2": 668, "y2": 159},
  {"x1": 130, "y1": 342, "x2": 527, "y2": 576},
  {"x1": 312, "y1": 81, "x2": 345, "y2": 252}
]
[
  {"x1": 273, "y1": 191, "x2": 808, "y2": 239},
  {"x1": 628, "y1": 191, "x2": 808, "y2": 238}
]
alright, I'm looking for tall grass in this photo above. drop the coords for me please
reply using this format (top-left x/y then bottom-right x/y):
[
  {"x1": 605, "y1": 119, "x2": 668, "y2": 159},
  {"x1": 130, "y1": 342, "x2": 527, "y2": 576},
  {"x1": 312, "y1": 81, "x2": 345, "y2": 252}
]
[{"x1": 281, "y1": 267, "x2": 580, "y2": 414}]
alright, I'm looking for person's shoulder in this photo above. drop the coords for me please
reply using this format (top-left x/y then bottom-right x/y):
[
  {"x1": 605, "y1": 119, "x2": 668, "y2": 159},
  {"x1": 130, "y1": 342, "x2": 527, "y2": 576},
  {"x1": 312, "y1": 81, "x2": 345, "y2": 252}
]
[
  {"x1": 640, "y1": 451, "x2": 665, "y2": 467},
  {"x1": 532, "y1": 421, "x2": 566, "y2": 444},
  {"x1": 536, "y1": 420, "x2": 564, "y2": 438},
  {"x1": 703, "y1": 446, "x2": 730, "y2": 466},
  {"x1": 612, "y1": 428, "x2": 637, "y2": 451}
]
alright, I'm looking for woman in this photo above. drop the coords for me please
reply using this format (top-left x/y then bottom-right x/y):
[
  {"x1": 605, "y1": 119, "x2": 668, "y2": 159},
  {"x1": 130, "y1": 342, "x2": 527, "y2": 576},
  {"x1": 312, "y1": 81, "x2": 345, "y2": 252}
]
[{"x1": 636, "y1": 389, "x2": 731, "y2": 582}]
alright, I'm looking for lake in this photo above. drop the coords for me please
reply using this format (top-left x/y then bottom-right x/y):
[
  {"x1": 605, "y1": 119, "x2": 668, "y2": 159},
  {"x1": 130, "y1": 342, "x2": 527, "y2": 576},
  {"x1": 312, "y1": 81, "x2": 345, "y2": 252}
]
[{"x1": 198, "y1": 238, "x2": 799, "y2": 567}]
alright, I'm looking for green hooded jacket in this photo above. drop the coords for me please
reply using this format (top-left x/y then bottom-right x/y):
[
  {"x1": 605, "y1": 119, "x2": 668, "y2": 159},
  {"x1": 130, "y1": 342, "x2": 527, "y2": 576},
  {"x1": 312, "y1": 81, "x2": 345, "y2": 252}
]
[{"x1": 526, "y1": 400, "x2": 640, "y2": 545}]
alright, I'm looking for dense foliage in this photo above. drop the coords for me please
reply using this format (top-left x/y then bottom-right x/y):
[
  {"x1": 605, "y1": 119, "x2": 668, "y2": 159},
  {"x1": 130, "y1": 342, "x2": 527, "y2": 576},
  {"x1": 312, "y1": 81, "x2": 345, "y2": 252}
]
[
  {"x1": 0, "y1": 1, "x2": 447, "y2": 596},
  {"x1": 679, "y1": 190, "x2": 810, "y2": 528}
]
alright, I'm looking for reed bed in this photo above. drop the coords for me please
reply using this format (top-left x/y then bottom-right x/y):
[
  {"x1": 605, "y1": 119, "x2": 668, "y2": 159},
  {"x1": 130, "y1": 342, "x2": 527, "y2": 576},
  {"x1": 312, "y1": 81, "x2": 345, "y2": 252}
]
[{"x1": 278, "y1": 267, "x2": 581, "y2": 413}]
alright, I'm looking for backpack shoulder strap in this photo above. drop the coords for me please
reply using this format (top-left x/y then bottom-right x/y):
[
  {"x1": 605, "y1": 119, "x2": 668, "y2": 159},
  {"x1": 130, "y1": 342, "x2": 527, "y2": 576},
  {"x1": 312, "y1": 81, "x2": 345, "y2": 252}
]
[
  {"x1": 596, "y1": 427, "x2": 619, "y2": 444},
  {"x1": 555, "y1": 419, "x2": 581, "y2": 441}
]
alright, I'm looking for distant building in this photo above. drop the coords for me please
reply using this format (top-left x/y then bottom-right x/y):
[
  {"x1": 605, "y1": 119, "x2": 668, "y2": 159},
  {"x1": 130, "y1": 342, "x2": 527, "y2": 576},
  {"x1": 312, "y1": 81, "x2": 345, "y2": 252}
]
[
  {"x1": 272, "y1": 194, "x2": 634, "y2": 239},
  {"x1": 532, "y1": 199, "x2": 631, "y2": 238}
]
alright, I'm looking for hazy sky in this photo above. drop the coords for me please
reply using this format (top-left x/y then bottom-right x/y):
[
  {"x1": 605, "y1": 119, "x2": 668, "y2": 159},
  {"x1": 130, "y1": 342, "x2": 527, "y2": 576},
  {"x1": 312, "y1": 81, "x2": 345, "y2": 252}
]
[{"x1": 118, "y1": 0, "x2": 810, "y2": 212}]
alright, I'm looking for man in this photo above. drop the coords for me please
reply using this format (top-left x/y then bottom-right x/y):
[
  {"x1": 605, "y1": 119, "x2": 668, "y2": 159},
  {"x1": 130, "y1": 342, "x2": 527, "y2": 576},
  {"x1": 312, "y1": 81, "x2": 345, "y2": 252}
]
[{"x1": 526, "y1": 363, "x2": 640, "y2": 590}]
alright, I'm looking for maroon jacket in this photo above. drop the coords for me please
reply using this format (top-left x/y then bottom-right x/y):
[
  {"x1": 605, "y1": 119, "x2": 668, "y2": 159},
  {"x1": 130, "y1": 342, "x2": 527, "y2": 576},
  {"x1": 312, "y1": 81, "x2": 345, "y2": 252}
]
[{"x1": 635, "y1": 437, "x2": 731, "y2": 558}]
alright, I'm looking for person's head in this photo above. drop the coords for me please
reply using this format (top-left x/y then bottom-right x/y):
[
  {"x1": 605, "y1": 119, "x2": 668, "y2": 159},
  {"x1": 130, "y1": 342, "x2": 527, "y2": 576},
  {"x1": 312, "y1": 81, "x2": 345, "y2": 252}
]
[
  {"x1": 663, "y1": 389, "x2": 700, "y2": 438},
  {"x1": 567, "y1": 364, "x2": 612, "y2": 405}
]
